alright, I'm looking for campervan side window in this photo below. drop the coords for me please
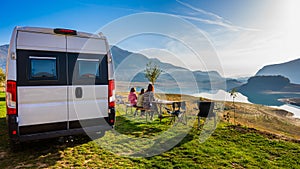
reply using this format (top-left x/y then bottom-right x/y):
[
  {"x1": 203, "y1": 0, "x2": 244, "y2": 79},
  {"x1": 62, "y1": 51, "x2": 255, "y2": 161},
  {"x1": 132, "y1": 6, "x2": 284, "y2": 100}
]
[
  {"x1": 77, "y1": 59, "x2": 100, "y2": 79},
  {"x1": 29, "y1": 56, "x2": 58, "y2": 80}
]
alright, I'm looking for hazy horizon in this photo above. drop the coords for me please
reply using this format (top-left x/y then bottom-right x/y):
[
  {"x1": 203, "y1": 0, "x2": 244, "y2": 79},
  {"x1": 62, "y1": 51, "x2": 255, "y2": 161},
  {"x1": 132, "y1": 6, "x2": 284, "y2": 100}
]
[
  {"x1": 1, "y1": 0, "x2": 300, "y2": 77},
  {"x1": 0, "y1": 42, "x2": 298, "y2": 79}
]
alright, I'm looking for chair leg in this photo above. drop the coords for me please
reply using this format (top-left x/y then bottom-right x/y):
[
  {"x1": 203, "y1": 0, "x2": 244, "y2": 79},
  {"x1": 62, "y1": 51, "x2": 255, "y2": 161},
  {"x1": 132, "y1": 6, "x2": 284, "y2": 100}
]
[
  {"x1": 173, "y1": 117, "x2": 178, "y2": 126},
  {"x1": 169, "y1": 116, "x2": 175, "y2": 125},
  {"x1": 141, "y1": 110, "x2": 145, "y2": 116},
  {"x1": 213, "y1": 115, "x2": 217, "y2": 128},
  {"x1": 198, "y1": 116, "x2": 201, "y2": 129},
  {"x1": 181, "y1": 113, "x2": 187, "y2": 125},
  {"x1": 133, "y1": 110, "x2": 137, "y2": 117},
  {"x1": 174, "y1": 115, "x2": 181, "y2": 126},
  {"x1": 182, "y1": 113, "x2": 187, "y2": 125},
  {"x1": 150, "y1": 111, "x2": 154, "y2": 121}
]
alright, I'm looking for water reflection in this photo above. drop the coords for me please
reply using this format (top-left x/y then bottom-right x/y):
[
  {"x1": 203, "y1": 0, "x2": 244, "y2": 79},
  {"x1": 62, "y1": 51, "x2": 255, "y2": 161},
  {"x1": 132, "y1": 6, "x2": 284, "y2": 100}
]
[
  {"x1": 241, "y1": 91, "x2": 300, "y2": 106},
  {"x1": 193, "y1": 90, "x2": 300, "y2": 118},
  {"x1": 271, "y1": 104, "x2": 300, "y2": 118},
  {"x1": 192, "y1": 90, "x2": 250, "y2": 103}
]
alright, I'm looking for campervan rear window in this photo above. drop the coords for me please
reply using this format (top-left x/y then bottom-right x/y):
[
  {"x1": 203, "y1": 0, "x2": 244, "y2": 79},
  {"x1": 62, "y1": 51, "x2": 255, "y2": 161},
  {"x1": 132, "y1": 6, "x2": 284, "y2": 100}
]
[
  {"x1": 77, "y1": 59, "x2": 100, "y2": 79},
  {"x1": 68, "y1": 53, "x2": 108, "y2": 85},
  {"x1": 29, "y1": 56, "x2": 58, "y2": 80}
]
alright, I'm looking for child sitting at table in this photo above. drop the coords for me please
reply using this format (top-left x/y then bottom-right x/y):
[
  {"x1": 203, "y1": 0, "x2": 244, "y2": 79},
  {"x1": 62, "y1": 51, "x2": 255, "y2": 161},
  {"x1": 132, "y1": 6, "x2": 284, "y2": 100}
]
[
  {"x1": 128, "y1": 87, "x2": 137, "y2": 107},
  {"x1": 134, "y1": 88, "x2": 145, "y2": 117}
]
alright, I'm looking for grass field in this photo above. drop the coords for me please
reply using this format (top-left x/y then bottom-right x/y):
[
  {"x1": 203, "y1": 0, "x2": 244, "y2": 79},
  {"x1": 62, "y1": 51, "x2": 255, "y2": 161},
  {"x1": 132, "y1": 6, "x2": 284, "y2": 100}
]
[{"x1": 0, "y1": 92, "x2": 300, "y2": 168}]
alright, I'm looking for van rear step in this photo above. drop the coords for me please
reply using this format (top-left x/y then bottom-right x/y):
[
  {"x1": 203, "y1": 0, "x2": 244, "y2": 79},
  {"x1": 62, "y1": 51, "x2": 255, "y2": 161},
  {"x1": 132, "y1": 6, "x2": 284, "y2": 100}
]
[{"x1": 17, "y1": 125, "x2": 112, "y2": 142}]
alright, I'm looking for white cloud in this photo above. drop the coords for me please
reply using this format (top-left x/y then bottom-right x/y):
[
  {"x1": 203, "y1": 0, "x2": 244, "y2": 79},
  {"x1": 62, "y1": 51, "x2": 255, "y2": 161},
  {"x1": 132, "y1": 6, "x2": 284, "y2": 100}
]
[
  {"x1": 175, "y1": 0, "x2": 259, "y2": 32},
  {"x1": 176, "y1": 0, "x2": 225, "y2": 21},
  {"x1": 103, "y1": 3, "x2": 300, "y2": 78},
  {"x1": 216, "y1": 30, "x2": 300, "y2": 77},
  {"x1": 178, "y1": 15, "x2": 259, "y2": 32},
  {"x1": 173, "y1": 0, "x2": 300, "y2": 77}
]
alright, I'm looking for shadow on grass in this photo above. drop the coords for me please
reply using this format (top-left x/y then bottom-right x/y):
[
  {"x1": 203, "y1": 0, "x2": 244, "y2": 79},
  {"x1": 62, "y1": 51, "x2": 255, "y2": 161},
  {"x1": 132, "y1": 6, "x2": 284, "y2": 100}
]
[
  {"x1": 0, "y1": 117, "x2": 94, "y2": 168},
  {"x1": 129, "y1": 131, "x2": 195, "y2": 157},
  {"x1": 113, "y1": 115, "x2": 197, "y2": 157},
  {"x1": 115, "y1": 115, "x2": 169, "y2": 137}
]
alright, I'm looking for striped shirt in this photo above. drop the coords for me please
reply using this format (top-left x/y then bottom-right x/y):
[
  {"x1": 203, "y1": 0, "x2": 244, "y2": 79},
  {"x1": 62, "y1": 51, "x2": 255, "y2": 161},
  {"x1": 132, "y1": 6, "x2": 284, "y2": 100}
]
[{"x1": 143, "y1": 91, "x2": 155, "y2": 109}]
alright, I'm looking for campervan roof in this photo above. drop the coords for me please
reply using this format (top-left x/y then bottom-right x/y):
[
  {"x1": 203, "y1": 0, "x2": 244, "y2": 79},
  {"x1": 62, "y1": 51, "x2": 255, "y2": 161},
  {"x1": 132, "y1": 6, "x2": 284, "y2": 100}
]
[{"x1": 16, "y1": 26, "x2": 106, "y2": 39}]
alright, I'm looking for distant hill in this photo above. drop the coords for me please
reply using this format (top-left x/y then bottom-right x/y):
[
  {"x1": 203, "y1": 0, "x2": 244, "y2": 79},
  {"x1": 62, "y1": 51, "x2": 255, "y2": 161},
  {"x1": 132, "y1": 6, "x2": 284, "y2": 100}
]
[
  {"x1": 238, "y1": 76, "x2": 300, "y2": 106},
  {"x1": 110, "y1": 46, "x2": 243, "y2": 93},
  {"x1": 0, "y1": 45, "x2": 8, "y2": 71},
  {"x1": 256, "y1": 58, "x2": 300, "y2": 84},
  {"x1": 239, "y1": 76, "x2": 291, "y2": 92}
]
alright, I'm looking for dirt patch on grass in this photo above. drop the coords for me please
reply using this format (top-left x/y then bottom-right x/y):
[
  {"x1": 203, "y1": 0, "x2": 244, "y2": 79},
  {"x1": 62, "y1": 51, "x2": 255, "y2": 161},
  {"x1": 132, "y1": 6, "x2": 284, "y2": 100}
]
[
  {"x1": 221, "y1": 101, "x2": 300, "y2": 139},
  {"x1": 229, "y1": 125, "x2": 300, "y2": 143},
  {"x1": 0, "y1": 151, "x2": 7, "y2": 159}
]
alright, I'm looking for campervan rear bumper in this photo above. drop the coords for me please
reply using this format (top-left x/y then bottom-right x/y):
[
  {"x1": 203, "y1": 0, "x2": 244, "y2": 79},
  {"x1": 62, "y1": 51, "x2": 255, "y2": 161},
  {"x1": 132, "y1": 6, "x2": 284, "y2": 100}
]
[
  {"x1": 8, "y1": 108, "x2": 116, "y2": 143},
  {"x1": 18, "y1": 125, "x2": 113, "y2": 142}
]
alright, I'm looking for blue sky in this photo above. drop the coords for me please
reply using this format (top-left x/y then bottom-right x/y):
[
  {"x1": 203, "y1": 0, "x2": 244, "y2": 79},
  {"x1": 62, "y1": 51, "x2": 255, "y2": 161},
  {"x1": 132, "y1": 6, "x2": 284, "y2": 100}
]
[{"x1": 1, "y1": 0, "x2": 300, "y2": 77}]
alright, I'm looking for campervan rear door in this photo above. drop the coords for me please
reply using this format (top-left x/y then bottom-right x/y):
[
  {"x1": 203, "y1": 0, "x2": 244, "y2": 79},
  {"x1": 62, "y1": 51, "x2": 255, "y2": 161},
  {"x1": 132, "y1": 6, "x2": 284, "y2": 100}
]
[
  {"x1": 16, "y1": 31, "x2": 69, "y2": 132},
  {"x1": 66, "y1": 36, "x2": 109, "y2": 128}
]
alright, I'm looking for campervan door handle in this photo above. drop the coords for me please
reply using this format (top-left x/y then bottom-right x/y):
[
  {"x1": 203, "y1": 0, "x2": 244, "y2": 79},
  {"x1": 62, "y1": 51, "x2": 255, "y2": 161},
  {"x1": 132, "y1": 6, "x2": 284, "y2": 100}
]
[{"x1": 75, "y1": 87, "x2": 83, "y2": 98}]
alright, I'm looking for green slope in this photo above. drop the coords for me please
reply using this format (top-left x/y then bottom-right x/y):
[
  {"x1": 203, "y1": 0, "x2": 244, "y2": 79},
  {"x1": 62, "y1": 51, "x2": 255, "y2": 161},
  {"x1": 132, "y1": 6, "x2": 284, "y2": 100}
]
[{"x1": 0, "y1": 93, "x2": 300, "y2": 168}]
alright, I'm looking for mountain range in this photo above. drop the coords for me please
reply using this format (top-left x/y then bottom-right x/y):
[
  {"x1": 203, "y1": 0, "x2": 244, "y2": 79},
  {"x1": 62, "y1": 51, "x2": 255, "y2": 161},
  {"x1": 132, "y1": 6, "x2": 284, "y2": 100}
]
[
  {"x1": 110, "y1": 46, "x2": 242, "y2": 93},
  {"x1": 256, "y1": 58, "x2": 300, "y2": 84},
  {"x1": 0, "y1": 44, "x2": 300, "y2": 97},
  {"x1": 238, "y1": 75, "x2": 300, "y2": 106}
]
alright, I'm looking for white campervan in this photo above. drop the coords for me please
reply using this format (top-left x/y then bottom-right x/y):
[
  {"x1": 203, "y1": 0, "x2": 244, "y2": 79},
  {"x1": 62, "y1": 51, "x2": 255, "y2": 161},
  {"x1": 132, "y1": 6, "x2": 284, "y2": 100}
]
[{"x1": 6, "y1": 26, "x2": 115, "y2": 145}]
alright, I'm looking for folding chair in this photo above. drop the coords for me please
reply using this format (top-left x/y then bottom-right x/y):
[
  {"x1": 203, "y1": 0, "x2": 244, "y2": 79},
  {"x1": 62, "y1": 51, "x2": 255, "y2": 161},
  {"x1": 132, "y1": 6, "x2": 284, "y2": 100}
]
[
  {"x1": 197, "y1": 102, "x2": 216, "y2": 128},
  {"x1": 125, "y1": 103, "x2": 134, "y2": 114},
  {"x1": 163, "y1": 101, "x2": 187, "y2": 125}
]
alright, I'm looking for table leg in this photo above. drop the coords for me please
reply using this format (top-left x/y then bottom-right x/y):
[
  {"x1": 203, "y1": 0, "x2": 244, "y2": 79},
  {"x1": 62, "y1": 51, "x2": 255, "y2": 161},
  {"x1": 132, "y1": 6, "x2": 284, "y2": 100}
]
[{"x1": 159, "y1": 104, "x2": 162, "y2": 115}]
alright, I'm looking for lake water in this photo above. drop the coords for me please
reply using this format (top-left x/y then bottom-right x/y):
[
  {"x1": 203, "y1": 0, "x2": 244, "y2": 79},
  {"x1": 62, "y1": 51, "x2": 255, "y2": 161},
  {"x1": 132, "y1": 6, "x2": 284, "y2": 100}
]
[
  {"x1": 271, "y1": 104, "x2": 300, "y2": 118},
  {"x1": 192, "y1": 90, "x2": 300, "y2": 118}
]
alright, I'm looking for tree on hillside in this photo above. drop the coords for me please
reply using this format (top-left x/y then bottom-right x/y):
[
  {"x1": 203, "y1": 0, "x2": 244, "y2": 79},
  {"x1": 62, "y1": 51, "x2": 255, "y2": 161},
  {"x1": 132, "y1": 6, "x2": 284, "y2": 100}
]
[
  {"x1": 0, "y1": 68, "x2": 5, "y2": 86},
  {"x1": 229, "y1": 88, "x2": 238, "y2": 125},
  {"x1": 230, "y1": 88, "x2": 238, "y2": 103},
  {"x1": 145, "y1": 61, "x2": 162, "y2": 85}
]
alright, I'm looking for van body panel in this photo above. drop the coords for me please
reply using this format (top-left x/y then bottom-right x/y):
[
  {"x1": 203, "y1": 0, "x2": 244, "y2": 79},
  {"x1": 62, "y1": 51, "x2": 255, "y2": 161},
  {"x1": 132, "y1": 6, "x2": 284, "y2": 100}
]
[
  {"x1": 6, "y1": 58, "x2": 16, "y2": 81},
  {"x1": 6, "y1": 28, "x2": 18, "y2": 81},
  {"x1": 67, "y1": 36, "x2": 107, "y2": 54},
  {"x1": 18, "y1": 125, "x2": 112, "y2": 142},
  {"x1": 16, "y1": 50, "x2": 68, "y2": 87},
  {"x1": 68, "y1": 85, "x2": 108, "y2": 121},
  {"x1": 103, "y1": 39, "x2": 115, "y2": 80},
  {"x1": 17, "y1": 31, "x2": 66, "y2": 52},
  {"x1": 17, "y1": 27, "x2": 102, "y2": 39},
  {"x1": 6, "y1": 26, "x2": 115, "y2": 143},
  {"x1": 17, "y1": 86, "x2": 68, "y2": 126},
  {"x1": 17, "y1": 27, "x2": 58, "y2": 35}
]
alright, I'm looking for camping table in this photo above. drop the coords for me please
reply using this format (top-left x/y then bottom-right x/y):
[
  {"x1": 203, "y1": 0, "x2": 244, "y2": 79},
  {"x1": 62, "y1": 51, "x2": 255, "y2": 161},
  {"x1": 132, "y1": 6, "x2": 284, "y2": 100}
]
[
  {"x1": 152, "y1": 100, "x2": 175, "y2": 115},
  {"x1": 152, "y1": 100, "x2": 187, "y2": 124}
]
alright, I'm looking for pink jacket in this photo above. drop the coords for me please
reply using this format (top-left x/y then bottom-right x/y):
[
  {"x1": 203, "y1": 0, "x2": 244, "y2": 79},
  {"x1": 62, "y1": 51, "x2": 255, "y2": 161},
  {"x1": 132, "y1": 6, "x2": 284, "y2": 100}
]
[{"x1": 128, "y1": 92, "x2": 137, "y2": 106}]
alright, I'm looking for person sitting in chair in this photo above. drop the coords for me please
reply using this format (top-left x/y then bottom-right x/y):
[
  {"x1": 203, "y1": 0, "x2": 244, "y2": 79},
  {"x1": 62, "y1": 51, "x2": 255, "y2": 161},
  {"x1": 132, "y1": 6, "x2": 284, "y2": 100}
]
[
  {"x1": 128, "y1": 87, "x2": 137, "y2": 107},
  {"x1": 134, "y1": 88, "x2": 145, "y2": 117},
  {"x1": 143, "y1": 84, "x2": 157, "y2": 120}
]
